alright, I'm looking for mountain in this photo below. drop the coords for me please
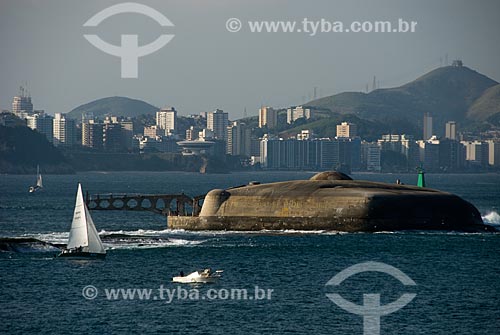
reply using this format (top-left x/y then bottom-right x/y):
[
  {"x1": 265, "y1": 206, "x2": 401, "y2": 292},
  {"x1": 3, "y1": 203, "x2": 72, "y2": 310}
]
[
  {"x1": 468, "y1": 84, "x2": 500, "y2": 121},
  {"x1": 67, "y1": 96, "x2": 158, "y2": 120},
  {"x1": 306, "y1": 66, "x2": 498, "y2": 129}
]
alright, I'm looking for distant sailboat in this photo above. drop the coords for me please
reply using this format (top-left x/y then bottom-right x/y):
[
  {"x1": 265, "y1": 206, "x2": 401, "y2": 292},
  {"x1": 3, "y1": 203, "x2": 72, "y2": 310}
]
[
  {"x1": 58, "y1": 183, "x2": 106, "y2": 259},
  {"x1": 29, "y1": 165, "x2": 43, "y2": 193}
]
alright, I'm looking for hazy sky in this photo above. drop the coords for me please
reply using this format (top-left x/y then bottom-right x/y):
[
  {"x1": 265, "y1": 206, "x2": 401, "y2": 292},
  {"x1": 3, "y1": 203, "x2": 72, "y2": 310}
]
[{"x1": 1, "y1": 0, "x2": 499, "y2": 119}]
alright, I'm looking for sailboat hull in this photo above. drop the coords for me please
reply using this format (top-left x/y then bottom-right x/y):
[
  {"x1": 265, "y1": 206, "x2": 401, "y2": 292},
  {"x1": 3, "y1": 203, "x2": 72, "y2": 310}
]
[
  {"x1": 29, "y1": 186, "x2": 42, "y2": 193},
  {"x1": 57, "y1": 251, "x2": 106, "y2": 259}
]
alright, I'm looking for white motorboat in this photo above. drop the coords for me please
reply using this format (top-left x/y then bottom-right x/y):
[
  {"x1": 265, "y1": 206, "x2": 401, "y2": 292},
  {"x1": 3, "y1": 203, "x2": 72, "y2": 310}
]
[{"x1": 172, "y1": 269, "x2": 223, "y2": 283}]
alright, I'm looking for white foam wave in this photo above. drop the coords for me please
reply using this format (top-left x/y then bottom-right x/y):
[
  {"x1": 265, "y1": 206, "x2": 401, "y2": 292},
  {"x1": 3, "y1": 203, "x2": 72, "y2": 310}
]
[
  {"x1": 21, "y1": 229, "x2": 208, "y2": 251},
  {"x1": 99, "y1": 229, "x2": 172, "y2": 237},
  {"x1": 26, "y1": 232, "x2": 69, "y2": 244},
  {"x1": 105, "y1": 238, "x2": 205, "y2": 250},
  {"x1": 483, "y1": 211, "x2": 500, "y2": 225}
]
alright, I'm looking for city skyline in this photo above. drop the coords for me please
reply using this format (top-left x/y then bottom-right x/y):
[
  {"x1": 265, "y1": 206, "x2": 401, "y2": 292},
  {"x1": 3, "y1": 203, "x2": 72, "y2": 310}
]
[{"x1": 1, "y1": 0, "x2": 500, "y2": 118}]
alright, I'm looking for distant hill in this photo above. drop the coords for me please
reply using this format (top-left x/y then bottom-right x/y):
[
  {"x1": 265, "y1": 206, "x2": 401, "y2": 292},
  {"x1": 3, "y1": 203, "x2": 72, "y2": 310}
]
[
  {"x1": 306, "y1": 66, "x2": 498, "y2": 131},
  {"x1": 67, "y1": 96, "x2": 158, "y2": 120}
]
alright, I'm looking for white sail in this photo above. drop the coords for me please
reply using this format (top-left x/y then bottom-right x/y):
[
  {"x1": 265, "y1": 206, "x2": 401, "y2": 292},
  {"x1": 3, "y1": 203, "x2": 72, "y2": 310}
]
[
  {"x1": 36, "y1": 170, "x2": 43, "y2": 188},
  {"x1": 67, "y1": 184, "x2": 89, "y2": 249},
  {"x1": 84, "y1": 205, "x2": 106, "y2": 254}
]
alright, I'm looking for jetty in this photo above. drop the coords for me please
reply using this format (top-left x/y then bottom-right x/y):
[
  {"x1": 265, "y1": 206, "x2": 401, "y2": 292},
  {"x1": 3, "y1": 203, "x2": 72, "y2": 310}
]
[{"x1": 85, "y1": 192, "x2": 206, "y2": 217}]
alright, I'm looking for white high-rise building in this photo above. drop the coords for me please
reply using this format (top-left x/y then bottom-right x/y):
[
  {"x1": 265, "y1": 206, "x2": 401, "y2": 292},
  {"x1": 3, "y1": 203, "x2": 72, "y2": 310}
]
[
  {"x1": 82, "y1": 120, "x2": 103, "y2": 149},
  {"x1": 207, "y1": 109, "x2": 229, "y2": 140},
  {"x1": 487, "y1": 140, "x2": 500, "y2": 167},
  {"x1": 12, "y1": 86, "x2": 33, "y2": 118},
  {"x1": 227, "y1": 121, "x2": 251, "y2": 156},
  {"x1": 156, "y1": 107, "x2": 177, "y2": 136},
  {"x1": 461, "y1": 141, "x2": 487, "y2": 166},
  {"x1": 26, "y1": 111, "x2": 54, "y2": 143},
  {"x1": 258, "y1": 107, "x2": 277, "y2": 129},
  {"x1": 53, "y1": 113, "x2": 76, "y2": 147}
]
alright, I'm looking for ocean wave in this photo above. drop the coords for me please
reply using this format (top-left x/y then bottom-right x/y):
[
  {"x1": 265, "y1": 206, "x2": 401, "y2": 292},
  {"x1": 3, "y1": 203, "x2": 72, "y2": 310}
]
[
  {"x1": 482, "y1": 211, "x2": 500, "y2": 225},
  {"x1": 0, "y1": 238, "x2": 60, "y2": 253},
  {"x1": 12, "y1": 229, "x2": 209, "y2": 252},
  {"x1": 105, "y1": 238, "x2": 206, "y2": 250}
]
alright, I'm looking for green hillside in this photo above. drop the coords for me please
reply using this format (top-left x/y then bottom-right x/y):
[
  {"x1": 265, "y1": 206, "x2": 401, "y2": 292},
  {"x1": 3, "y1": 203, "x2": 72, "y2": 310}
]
[
  {"x1": 306, "y1": 66, "x2": 498, "y2": 127},
  {"x1": 468, "y1": 84, "x2": 500, "y2": 121},
  {"x1": 280, "y1": 113, "x2": 419, "y2": 141},
  {"x1": 67, "y1": 96, "x2": 158, "y2": 120},
  {"x1": 0, "y1": 126, "x2": 74, "y2": 174}
]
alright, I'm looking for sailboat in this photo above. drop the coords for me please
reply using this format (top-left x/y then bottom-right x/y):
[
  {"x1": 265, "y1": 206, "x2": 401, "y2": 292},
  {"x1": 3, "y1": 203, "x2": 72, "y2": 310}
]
[
  {"x1": 58, "y1": 183, "x2": 106, "y2": 259},
  {"x1": 28, "y1": 165, "x2": 43, "y2": 193}
]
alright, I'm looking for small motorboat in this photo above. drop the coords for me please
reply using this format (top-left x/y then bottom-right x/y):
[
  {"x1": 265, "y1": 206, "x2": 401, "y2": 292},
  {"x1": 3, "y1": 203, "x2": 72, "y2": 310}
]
[{"x1": 172, "y1": 269, "x2": 223, "y2": 284}]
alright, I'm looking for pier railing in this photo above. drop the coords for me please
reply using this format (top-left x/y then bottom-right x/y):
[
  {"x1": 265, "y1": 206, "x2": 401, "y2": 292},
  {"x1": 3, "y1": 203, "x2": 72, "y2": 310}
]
[{"x1": 85, "y1": 192, "x2": 205, "y2": 217}]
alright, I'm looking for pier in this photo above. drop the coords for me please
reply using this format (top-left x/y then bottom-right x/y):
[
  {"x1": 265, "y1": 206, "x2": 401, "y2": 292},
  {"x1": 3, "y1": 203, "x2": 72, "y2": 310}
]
[{"x1": 85, "y1": 192, "x2": 205, "y2": 217}]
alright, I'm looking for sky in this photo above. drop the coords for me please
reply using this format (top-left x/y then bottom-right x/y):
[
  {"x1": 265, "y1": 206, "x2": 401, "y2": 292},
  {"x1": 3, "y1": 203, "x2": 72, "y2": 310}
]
[{"x1": 1, "y1": 0, "x2": 499, "y2": 119}]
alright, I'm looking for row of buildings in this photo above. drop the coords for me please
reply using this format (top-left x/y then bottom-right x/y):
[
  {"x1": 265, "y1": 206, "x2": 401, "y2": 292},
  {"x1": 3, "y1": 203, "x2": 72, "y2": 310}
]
[
  {"x1": 257, "y1": 105, "x2": 313, "y2": 129},
  {"x1": 258, "y1": 121, "x2": 500, "y2": 171},
  {"x1": 5, "y1": 89, "x2": 500, "y2": 171}
]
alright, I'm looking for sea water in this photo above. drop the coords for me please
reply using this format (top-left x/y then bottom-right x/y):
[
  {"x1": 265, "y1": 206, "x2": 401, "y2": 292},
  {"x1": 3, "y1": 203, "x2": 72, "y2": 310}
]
[{"x1": 1, "y1": 172, "x2": 499, "y2": 334}]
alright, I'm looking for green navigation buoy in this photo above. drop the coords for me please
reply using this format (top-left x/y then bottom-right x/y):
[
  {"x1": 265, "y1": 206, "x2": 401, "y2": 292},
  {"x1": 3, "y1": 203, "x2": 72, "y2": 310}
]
[{"x1": 417, "y1": 167, "x2": 426, "y2": 187}]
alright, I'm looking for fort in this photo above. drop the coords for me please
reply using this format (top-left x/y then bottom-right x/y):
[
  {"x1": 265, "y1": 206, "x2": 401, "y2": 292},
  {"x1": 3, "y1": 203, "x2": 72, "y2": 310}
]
[{"x1": 87, "y1": 171, "x2": 494, "y2": 233}]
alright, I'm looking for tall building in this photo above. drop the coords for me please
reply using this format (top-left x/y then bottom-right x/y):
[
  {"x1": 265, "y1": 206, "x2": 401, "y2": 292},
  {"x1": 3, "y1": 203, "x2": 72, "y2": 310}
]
[
  {"x1": 207, "y1": 109, "x2": 229, "y2": 141},
  {"x1": 336, "y1": 122, "x2": 357, "y2": 138},
  {"x1": 12, "y1": 86, "x2": 33, "y2": 118},
  {"x1": 361, "y1": 142, "x2": 381, "y2": 172},
  {"x1": 286, "y1": 106, "x2": 311, "y2": 124},
  {"x1": 103, "y1": 123, "x2": 125, "y2": 152},
  {"x1": 82, "y1": 120, "x2": 103, "y2": 150},
  {"x1": 53, "y1": 113, "x2": 76, "y2": 147},
  {"x1": 461, "y1": 141, "x2": 488, "y2": 167},
  {"x1": 338, "y1": 137, "x2": 361, "y2": 171},
  {"x1": 227, "y1": 121, "x2": 251, "y2": 156},
  {"x1": 487, "y1": 141, "x2": 500, "y2": 167},
  {"x1": 26, "y1": 111, "x2": 54, "y2": 143},
  {"x1": 423, "y1": 113, "x2": 433, "y2": 140},
  {"x1": 445, "y1": 121, "x2": 457, "y2": 140},
  {"x1": 417, "y1": 136, "x2": 440, "y2": 171},
  {"x1": 258, "y1": 107, "x2": 277, "y2": 129},
  {"x1": 439, "y1": 139, "x2": 465, "y2": 171},
  {"x1": 120, "y1": 120, "x2": 134, "y2": 150},
  {"x1": 156, "y1": 107, "x2": 177, "y2": 136}
]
